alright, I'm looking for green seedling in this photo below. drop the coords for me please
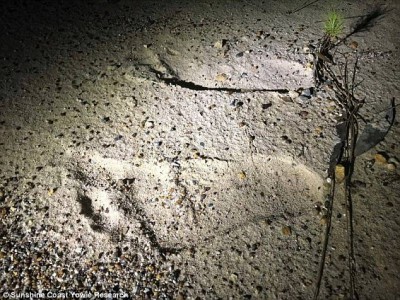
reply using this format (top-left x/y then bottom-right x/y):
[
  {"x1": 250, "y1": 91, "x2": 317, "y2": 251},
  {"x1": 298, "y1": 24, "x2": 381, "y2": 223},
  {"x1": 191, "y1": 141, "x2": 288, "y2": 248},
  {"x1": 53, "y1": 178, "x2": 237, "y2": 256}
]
[{"x1": 324, "y1": 10, "x2": 344, "y2": 37}]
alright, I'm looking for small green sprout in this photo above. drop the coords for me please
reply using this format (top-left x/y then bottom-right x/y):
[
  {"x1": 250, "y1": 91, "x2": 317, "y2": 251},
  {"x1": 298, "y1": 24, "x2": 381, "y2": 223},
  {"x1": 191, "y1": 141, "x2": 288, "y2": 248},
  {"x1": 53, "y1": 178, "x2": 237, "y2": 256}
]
[{"x1": 324, "y1": 10, "x2": 344, "y2": 37}]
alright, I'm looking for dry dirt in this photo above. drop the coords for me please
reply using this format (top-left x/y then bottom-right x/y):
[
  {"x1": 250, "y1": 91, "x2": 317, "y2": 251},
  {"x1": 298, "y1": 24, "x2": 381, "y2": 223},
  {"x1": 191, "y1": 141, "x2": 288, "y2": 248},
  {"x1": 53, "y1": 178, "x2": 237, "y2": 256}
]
[{"x1": 0, "y1": 0, "x2": 399, "y2": 299}]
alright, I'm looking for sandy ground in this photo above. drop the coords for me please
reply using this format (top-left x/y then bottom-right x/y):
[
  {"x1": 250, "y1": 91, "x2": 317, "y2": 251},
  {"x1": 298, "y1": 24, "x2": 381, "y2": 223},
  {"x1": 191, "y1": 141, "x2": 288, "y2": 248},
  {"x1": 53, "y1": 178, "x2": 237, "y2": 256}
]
[{"x1": 0, "y1": 0, "x2": 399, "y2": 299}]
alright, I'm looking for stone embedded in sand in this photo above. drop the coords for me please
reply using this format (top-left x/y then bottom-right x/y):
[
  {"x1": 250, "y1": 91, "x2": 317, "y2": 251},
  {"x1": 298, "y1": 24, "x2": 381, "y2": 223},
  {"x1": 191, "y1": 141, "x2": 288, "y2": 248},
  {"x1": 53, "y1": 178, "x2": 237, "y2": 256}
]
[
  {"x1": 374, "y1": 153, "x2": 387, "y2": 164},
  {"x1": 176, "y1": 294, "x2": 184, "y2": 300},
  {"x1": 327, "y1": 105, "x2": 336, "y2": 112},
  {"x1": 214, "y1": 40, "x2": 227, "y2": 49},
  {"x1": 299, "y1": 110, "x2": 309, "y2": 119},
  {"x1": 349, "y1": 41, "x2": 358, "y2": 50},
  {"x1": 144, "y1": 120, "x2": 155, "y2": 129},
  {"x1": 280, "y1": 95, "x2": 293, "y2": 103},
  {"x1": 320, "y1": 215, "x2": 328, "y2": 225},
  {"x1": 282, "y1": 226, "x2": 292, "y2": 236},
  {"x1": 288, "y1": 90, "x2": 299, "y2": 99},
  {"x1": 335, "y1": 164, "x2": 346, "y2": 184},
  {"x1": 229, "y1": 273, "x2": 238, "y2": 283},
  {"x1": 387, "y1": 163, "x2": 396, "y2": 171},
  {"x1": 323, "y1": 178, "x2": 332, "y2": 190},
  {"x1": 48, "y1": 188, "x2": 56, "y2": 196},
  {"x1": 215, "y1": 73, "x2": 228, "y2": 82},
  {"x1": 262, "y1": 103, "x2": 272, "y2": 110},
  {"x1": 303, "y1": 46, "x2": 311, "y2": 53},
  {"x1": 314, "y1": 126, "x2": 323, "y2": 135},
  {"x1": 238, "y1": 171, "x2": 247, "y2": 180},
  {"x1": 313, "y1": 206, "x2": 322, "y2": 216},
  {"x1": 386, "y1": 158, "x2": 398, "y2": 171},
  {"x1": 0, "y1": 207, "x2": 8, "y2": 218}
]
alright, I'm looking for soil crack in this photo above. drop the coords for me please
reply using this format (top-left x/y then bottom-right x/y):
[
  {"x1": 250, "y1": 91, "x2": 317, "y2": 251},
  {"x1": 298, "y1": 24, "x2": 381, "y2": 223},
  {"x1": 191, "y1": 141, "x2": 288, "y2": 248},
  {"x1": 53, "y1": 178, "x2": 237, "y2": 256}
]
[{"x1": 150, "y1": 68, "x2": 290, "y2": 94}]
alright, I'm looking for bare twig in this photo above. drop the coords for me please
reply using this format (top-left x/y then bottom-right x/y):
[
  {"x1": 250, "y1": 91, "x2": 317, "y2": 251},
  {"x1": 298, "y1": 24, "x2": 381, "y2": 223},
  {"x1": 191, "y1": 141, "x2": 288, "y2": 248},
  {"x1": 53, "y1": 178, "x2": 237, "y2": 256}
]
[
  {"x1": 287, "y1": 0, "x2": 321, "y2": 15},
  {"x1": 313, "y1": 179, "x2": 336, "y2": 300},
  {"x1": 314, "y1": 54, "x2": 363, "y2": 300}
]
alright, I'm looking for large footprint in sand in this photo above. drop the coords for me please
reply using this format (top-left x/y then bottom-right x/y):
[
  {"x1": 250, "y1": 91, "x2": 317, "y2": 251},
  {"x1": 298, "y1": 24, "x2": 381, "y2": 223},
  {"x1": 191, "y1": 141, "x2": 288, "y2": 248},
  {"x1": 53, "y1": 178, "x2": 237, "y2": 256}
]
[{"x1": 65, "y1": 150, "x2": 324, "y2": 249}]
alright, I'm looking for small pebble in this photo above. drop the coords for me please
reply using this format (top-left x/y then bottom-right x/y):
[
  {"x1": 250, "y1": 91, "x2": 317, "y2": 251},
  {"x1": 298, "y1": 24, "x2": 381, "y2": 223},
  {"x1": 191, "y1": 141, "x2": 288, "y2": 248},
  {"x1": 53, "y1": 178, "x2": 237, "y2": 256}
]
[
  {"x1": 289, "y1": 91, "x2": 300, "y2": 99},
  {"x1": 299, "y1": 95, "x2": 310, "y2": 102},
  {"x1": 323, "y1": 179, "x2": 332, "y2": 189},
  {"x1": 387, "y1": 163, "x2": 396, "y2": 171},
  {"x1": 216, "y1": 73, "x2": 228, "y2": 82},
  {"x1": 301, "y1": 88, "x2": 313, "y2": 98},
  {"x1": 0, "y1": 207, "x2": 7, "y2": 218},
  {"x1": 327, "y1": 106, "x2": 336, "y2": 113},
  {"x1": 145, "y1": 120, "x2": 155, "y2": 129},
  {"x1": 214, "y1": 39, "x2": 227, "y2": 49},
  {"x1": 102, "y1": 116, "x2": 111, "y2": 123},
  {"x1": 282, "y1": 226, "x2": 292, "y2": 236},
  {"x1": 229, "y1": 273, "x2": 238, "y2": 283},
  {"x1": 313, "y1": 206, "x2": 321, "y2": 216},
  {"x1": 48, "y1": 188, "x2": 56, "y2": 196},
  {"x1": 349, "y1": 41, "x2": 358, "y2": 49},
  {"x1": 314, "y1": 126, "x2": 323, "y2": 135},
  {"x1": 262, "y1": 103, "x2": 272, "y2": 110},
  {"x1": 176, "y1": 294, "x2": 185, "y2": 300},
  {"x1": 335, "y1": 164, "x2": 346, "y2": 183},
  {"x1": 320, "y1": 215, "x2": 328, "y2": 225},
  {"x1": 374, "y1": 153, "x2": 387, "y2": 164},
  {"x1": 303, "y1": 46, "x2": 311, "y2": 53},
  {"x1": 280, "y1": 95, "x2": 293, "y2": 102},
  {"x1": 299, "y1": 110, "x2": 309, "y2": 119},
  {"x1": 236, "y1": 52, "x2": 244, "y2": 57}
]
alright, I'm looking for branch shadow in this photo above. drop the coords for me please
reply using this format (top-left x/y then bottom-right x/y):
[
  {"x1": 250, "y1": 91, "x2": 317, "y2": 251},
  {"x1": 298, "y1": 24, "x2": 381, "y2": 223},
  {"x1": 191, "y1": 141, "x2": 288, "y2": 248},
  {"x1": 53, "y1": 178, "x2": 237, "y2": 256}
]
[{"x1": 344, "y1": 5, "x2": 391, "y2": 40}]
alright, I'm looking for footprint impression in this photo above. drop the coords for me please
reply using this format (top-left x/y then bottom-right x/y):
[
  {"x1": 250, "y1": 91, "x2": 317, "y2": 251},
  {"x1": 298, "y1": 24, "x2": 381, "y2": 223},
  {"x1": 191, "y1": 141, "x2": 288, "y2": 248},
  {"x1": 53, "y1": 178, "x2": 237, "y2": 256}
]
[{"x1": 67, "y1": 151, "x2": 324, "y2": 250}]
